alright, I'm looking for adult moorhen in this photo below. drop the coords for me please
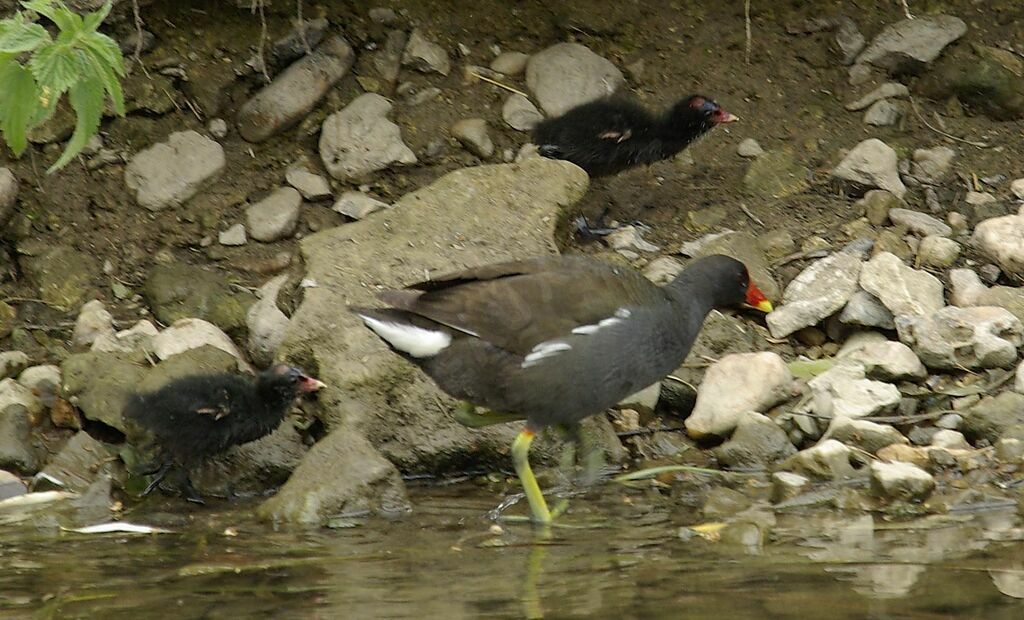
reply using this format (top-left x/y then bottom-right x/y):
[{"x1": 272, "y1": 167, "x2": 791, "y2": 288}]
[
  {"x1": 124, "y1": 364, "x2": 325, "y2": 503},
  {"x1": 532, "y1": 94, "x2": 738, "y2": 177},
  {"x1": 354, "y1": 254, "x2": 772, "y2": 524}
]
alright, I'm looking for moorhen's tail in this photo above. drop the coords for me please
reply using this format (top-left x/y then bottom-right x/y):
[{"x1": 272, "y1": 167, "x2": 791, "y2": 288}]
[{"x1": 350, "y1": 306, "x2": 455, "y2": 360}]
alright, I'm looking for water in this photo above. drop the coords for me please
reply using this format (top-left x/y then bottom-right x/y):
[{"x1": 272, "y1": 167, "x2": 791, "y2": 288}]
[{"x1": 2, "y1": 484, "x2": 1023, "y2": 619}]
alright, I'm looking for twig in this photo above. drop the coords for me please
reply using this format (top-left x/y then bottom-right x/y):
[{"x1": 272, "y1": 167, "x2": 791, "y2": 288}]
[
  {"x1": 772, "y1": 246, "x2": 833, "y2": 267},
  {"x1": 296, "y1": 0, "x2": 310, "y2": 55},
  {"x1": 251, "y1": 0, "x2": 271, "y2": 83},
  {"x1": 130, "y1": 0, "x2": 148, "y2": 75},
  {"x1": 739, "y1": 202, "x2": 764, "y2": 226},
  {"x1": 2, "y1": 297, "x2": 67, "y2": 310},
  {"x1": 744, "y1": 0, "x2": 752, "y2": 64},
  {"x1": 468, "y1": 71, "x2": 530, "y2": 98},
  {"x1": 899, "y1": 0, "x2": 914, "y2": 19},
  {"x1": 908, "y1": 96, "x2": 989, "y2": 148}
]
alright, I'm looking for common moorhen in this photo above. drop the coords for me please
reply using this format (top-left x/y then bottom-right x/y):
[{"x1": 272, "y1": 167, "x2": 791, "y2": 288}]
[
  {"x1": 354, "y1": 254, "x2": 772, "y2": 523},
  {"x1": 124, "y1": 364, "x2": 325, "y2": 503},
  {"x1": 532, "y1": 94, "x2": 738, "y2": 177}
]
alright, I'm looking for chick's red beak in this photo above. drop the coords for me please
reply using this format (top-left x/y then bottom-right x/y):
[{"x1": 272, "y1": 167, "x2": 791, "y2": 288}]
[
  {"x1": 745, "y1": 280, "x2": 773, "y2": 313},
  {"x1": 298, "y1": 375, "x2": 326, "y2": 393},
  {"x1": 714, "y1": 108, "x2": 739, "y2": 124}
]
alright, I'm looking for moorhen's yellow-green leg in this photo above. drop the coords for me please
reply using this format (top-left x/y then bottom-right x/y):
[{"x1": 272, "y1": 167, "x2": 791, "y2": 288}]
[
  {"x1": 512, "y1": 428, "x2": 552, "y2": 524},
  {"x1": 453, "y1": 401, "x2": 526, "y2": 428}
]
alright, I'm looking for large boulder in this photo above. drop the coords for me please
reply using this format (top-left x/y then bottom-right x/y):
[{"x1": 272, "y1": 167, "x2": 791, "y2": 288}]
[{"x1": 525, "y1": 43, "x2": 624, "y2": 117}]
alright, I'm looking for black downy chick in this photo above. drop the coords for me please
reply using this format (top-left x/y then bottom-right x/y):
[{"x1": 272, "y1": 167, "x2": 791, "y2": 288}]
[
  {"x1": 124, "y1": 364, "x2": 325, "y2": 503},
  {"x1": 532, "y1": 94, "x2": 738, "y2": 177}
]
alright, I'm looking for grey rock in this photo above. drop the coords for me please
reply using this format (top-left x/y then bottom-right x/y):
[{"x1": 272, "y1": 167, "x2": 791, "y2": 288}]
[
  {"x1": 401, "y1": 29, "x2": 450, "y2": 75},
  {"x1": 896, "y1": 306, "x2": 1023, "y2": 370},
  {"x1": 279, "y1": 157, "x2": 590, "y2": 472},
  {"x1": 973, "y1": 208, "x2": 1024, "y2": 279},
  {"x1": 18, "y1": 365, "x2": 60, "y2": 407},
  {"x1": 848, "y1": 62, "x2": 873, "y2": 85},
  {"x1": 270, "y1": 18, "x2": 330, "y2": 65},
  {"x1": 246, "y1": 275, "x2": 289, "y2": 367},
  {"x1": 207, "y1": 118, "x2": 228, "y2": 139},
  {"x1": 151, "y1": 318, "x2": 248, "y2": 366},
  {"x1": 784, "y1": 439, "x2": 857, "y2": 480},
  {"x1": 332, "y1": 191, "x2": 389, "y2": 220},
  {"x1": 606, "y1": 226, "x2": 660, "y2": 253},
  {"x1": 918, "y1": 50, "x2": 1024, "y2": 121},
  {"x1": 840, "y1": 289, "x2": 896, "y2": 329},
  {"x1": 1017, "y1": 359, "x2": 1024, "y2": 393},
  {"x1": 916, "y1": 235, "x2": 960, "y2": 269},
  {"x1": 0, "y1": 352, "x2": 30, "y2": 380},
  {"x1": 490, "y1": 51, "x2": 530, "y2": 75},
  {"x1": 856, "y1": 15, "x2": 967, "y2": 74},
  {"x1": 72, "y1": 300, "x2": 115, "y2": 349},
  {"x1": 860, "y1": 252, "x2": 944, "y2": 318},
  {"x1": 61, "y1": 351, "x2": 146, "y2": 432},
  {"x1": 712, "y1": 411, "x2": 797, "y2": 469},
  {"x1": 1012, "y1": 178, "x2": 1024, "y2": 200},
  {"x1": 805, "y1": 361, "x2": 901, "y2": 419},
  {"x1": 686, "y1": 353, "x2": 793, "y2": 438},
  {"x1": 888, "y1": 208, "x2": 951, "y2": 237},
  {"x1": 368, "y1": 7, "x2": 398, "y2": 25},
  {"x1": 702, "y1": 487, "x2": 751, "y2": 519},
  {"x1": 995, "y1": 437, "x2": 1024, "y2": 463},
  {"x1": 844, "y1": 82, "x2": 909, "y2": 111},
  {"x1": 0, "y1": 167, "x2": 16, "y2": 227},
  {"x1": 0, "y1": 302, "x2": 12, "y2": 340},
  {"x1": 937, "y1": 413, "x2": 963, "y2": 430},
  {"x1": 246, "y1": 187, "x2": 303, "y2": 242},
  {"x1": 525, "y1": 43, "x2": 625, "y2": 116},
  {"x1": 948, "y1": 268, "x2": 987, "y2": 307},
  {"x1": 237, "y1": 36, "x2": 355, "y2": 142},
  {"x1": 771, "y1": 471, "x2": 811, "y2": 503},
  {"x1": 451, "y1": 118, "x2": 494, "y2": 158},
  {"x1": 829, "y1": 417, "x2": 908, "y2": 454},
  {"x1": 863, "y1": 100, "x2": 903, "y2": 126},
  {"x1": 911, "y1": 146, "x2": 956, "y2": 183},
  {"x1": 285, "y1": 168, "x2": 332, "y2": 201},
  {"x1": 642, "y1": 256, "x2": 684, "y2": 285},
  {"x1": 364, "y1": 30, "x2": 407, "y2": 87},
  {"x1": 870, "y1": 460, "x2": 935, "y2": 501},
  {"x1": 191, "y1": 420, "x2": 309, "y2": 498},
  {"x1": 404, "y1": 86, "x2": 442, "y2": 107},
  {"x1": 767, "y1": 252, "x2": 863, "y2": 338},
  {"x1": 0, "y1": 379, "x2": 41, "y2": 473},
  {"x1": 840, "y1": 339, "x2": 926, "y2": 380},
  {"x1": 257, "y1": 429, "x2": 410, "y2": 525},
  {"x1": 962, "y1": 392, "x2": 1024, "y2": 444},
  {"x1": 0, "y1": 469, "x2": 26, "y2": 501},
  {"x1": 736, "y1": 138, "x2": 764, "y2": 158},
  {"x1": 20, "y1": 245, "x2": 98, "y2": 311},
  {"x1": 319, "y1": 93, "x2": 417, "y2": 181},
  {"x1": 219, "y1": 223, "x2": 247, "y2": 246},
  {"x1": 142, "y1": 264, "x2": 254, "y2": 332},
  {"x1": 125, "y1": 131, "x2": 226, "y2": 211},
  {"x1": 929, "y1": 429, "x2": 972, "y2": 451},
  {"x1": 742, "y1": 149, "x2": 810, "y2": 199},
  {"x1": 91, "y1": 320, "x2": 159, "y2": 355},
  {"x1": 37, "y1": 432, "x2": 116, "y2": 493},
  {"x1": 502, "y1": 94, "x2": 544, "y2": 132},
  {"x1": 858, "y1": 189, "x2": 902, "y2": 226},
  {"x1": 834, "y1": 16, "x2": 866, "y2": 65},
  {"x1": 831, "y1": 138, "x2": 906, "y2": 198}
]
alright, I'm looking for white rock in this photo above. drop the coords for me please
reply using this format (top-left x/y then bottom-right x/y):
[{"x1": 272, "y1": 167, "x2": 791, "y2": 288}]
[
  {"x1": 490, "y1": 51, "x2": 529, "y2": 75},
  {"x1": 0, "y1": 377, "x2": 42, "y2": 428},
  {"x1": 72, "y1": 300, "x2": 114, "y2": 348},
  {"x1": 207, "y1": 118, "x2": 228, "y2": 138},
  {"x1": 787, "y1": 439, "x2": 857, "y2": 480},
  {"x1": 0, "y1": 167, "x2": 16, "y2": 225},
  {"x1": 831, "y1": 138, "x2": 906, "y2": 198},
  {"x1": 863, "y1": 100, "x2": 902, "y2": 126},
  {"x1": 771, "y1": 471, "x2": 811, "y2": 503},
  {"x1": 973, "y1": 210, "x2": 1024, "y2": 279},
  {"x1": 948, "y1": 268, "x2": 986, "y2": 307},
  {"x1": 888, "y1": 208, "x2": 951, "y2": 237},
  {"x1": 966, "y1": 191, "x2": 998, "y2": 206},
  {"x1": 930, "y1": 429, "x2": 972, "y2": 451},
  {"x1": 401, "y1": 29, "x2": 450, "y2": 75},
  {"x1": 766, "y1": 252, "x2": 863, "y2": 338},
  {"x1": 737, "y1": 138, "x2": 764, "y2": 158},
  {"x1": 841, "y1": 340, "x2": 926, "y2": 380},
  {"x1": 502, "y1": 94, "x2": 544, "y2": 132},
  {"x1": 1016, "y1": 359, "x2": 1024, "y2": 392},
  {"x1": 605, "y1": 226, "x2": 660, "y2": 253},
  {"x1": 247, "y1": 275, "x2": 290, "y2": 366},
  {"x1": 911, "y1": 146, "x2": 956, "y2": 183},
  {"x1": 839, "y1": 289, "x2": 895, "y2": 329},
  {"x1": 151, "y1": 318, "x2": 247, "y2": 366},
  {"x1": 332, "y1": 191, "x2": 389, "y2": 220},
  {"x1": 0, "y1": 351, "x2": 30, "y2": 380},
  {"x1": 246, "y1": 187, "x2": 302, "y2": 242},
  {"x1": 525, "y1": 43, "x2": 625, "y2": 117},
  {"x1": 285, "y1": 168, "x2": 332, "y2": 200},
  {"x1": 451, "y1": 118, "x2": 494, "y2": 158},
  {"x1": 860, "y1": 252, "x2": 944, "y2": 318},
  {"x1": 856, "y1": 15, "x2": 967, "y2": 73},
  {"x1": 124, "y1": 131, "x2": 226, "y2": 211},
  {"x1": 642, "y1": 256, "x2": 684, "y2": 285},
  {"x1": 828, "y1": 416, "x2": 908, "y2": 453},
  {"x1": 1011, "y1": 178, "x2": 1024, "y2": 200},
  {"x1": 618, "y1": 382, "x2": 661, "y2": 412},
  {"x1": 219, "y1": 223, "x2": 247, "y2": 246},
  {"x1": 896, "y1": 305, "x2": 1023, "y2": 370},
  {"x1": 807, "y1": 362, "x2": 901, "y2": 419},
  {"x1": 844, "y1": 82, "x2": 909, "y2": 111},
  {"x1": 916, "y1": 235, "x2": 960, "y2": 268},
  {"x1": 685, "y1": 352, "x2": 793, "y2": 437},
  {"x1": 17, "y1": 365, "x2": 60, "y2": 406},
  {"x1": 91, "y1": 320, "x2": 158, "y2": 354},
  {"x1": 870, "y1": 460, "x2": 935, "y2": 501},
  {"x1": 319, "y1": 93, "x2": 417, "y2": 182}
]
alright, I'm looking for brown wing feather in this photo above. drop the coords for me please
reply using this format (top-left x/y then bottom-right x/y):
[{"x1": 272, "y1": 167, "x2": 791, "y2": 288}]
[{"x1": 380, "y1": 255, "x2": 668, "y2": 355}]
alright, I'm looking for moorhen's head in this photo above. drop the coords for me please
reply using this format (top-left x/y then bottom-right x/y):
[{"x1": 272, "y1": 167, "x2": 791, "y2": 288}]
[
  {"x1": 257, "y1": 364, "x2": 326, "y2": 405},
  {"x1": 682, "y1": 255, "x2": 772, "y2": 313},
  {"x1": 664, "y1": 95, "x2": 738, "y2": 139}
]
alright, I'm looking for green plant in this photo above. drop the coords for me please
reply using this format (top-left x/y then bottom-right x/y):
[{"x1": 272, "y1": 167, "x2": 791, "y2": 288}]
[{"x1": 0, "y1": 0, "x2": 125, "y2": 172}]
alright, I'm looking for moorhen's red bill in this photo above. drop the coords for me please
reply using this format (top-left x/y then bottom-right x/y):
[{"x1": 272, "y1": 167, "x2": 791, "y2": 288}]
[
  {"x1": 124, "y1": 364, "x2": 325, "y2": 503},
  {"x1": 354, "y1": 254, "x2": 771, "y2": 523},
  {"x1": 532, "y1": 94, "x2": 738, "y2": 177}
]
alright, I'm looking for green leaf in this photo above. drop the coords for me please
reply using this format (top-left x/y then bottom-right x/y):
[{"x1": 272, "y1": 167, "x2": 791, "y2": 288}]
[
  {"x1": 48, "y1": 66, "x2": 103, "y2": 172},
  {"x1": 29, "y1": 40, "x2": 80, "y2": 97},
  {"x1": 81, "y1": 45, "x2": 122, "y2": 115},
  {"x1": 0, "y1": 61, "x2": 40, "y2": 155},
  {"x1": 82, "y1": 1, "x2": 113, "y2": 33},
  {"x1": 0, "y1": 20, "x2": 50, "y2": 53},
  {"x1": 83, "y1": 32, "x2": 124, "y2": 76},
  {"x1": 23, "y1": 0, "x2": 82, "y2": 33}
]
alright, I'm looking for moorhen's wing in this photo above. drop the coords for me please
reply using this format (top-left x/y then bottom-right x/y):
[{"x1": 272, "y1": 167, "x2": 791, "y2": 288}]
[{"x1": 380, "y1": 256, "x2": 669, "y2": 356}]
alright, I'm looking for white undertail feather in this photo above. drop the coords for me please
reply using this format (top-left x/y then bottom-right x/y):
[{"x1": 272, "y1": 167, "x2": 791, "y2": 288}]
[
  {"x1": 359, "y1": 315, "x2": 452, "y2": 358},
  {"x1": 521, "y1": 340, "x2": 572, "y2": 368}
]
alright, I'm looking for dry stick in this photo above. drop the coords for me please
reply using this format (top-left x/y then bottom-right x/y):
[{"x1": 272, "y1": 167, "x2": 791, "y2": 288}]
[
  {"x1": 251, "y1": 0, "x2": 271, "y2": 83},
  {"x1": 296, "y1": 0, "x2": 310, "y2": 55},
  {"x1": 908, "y1": 97, "x2": 989, "y2": 148},
  {"x1": 130, "y1": 0, "x2": 148, "y2": 76},
  {"x1": 899, "y1": 0, "x2": 914, "y2": 19},
  {"x1": 468, "y1": 71, "x2": 530, "y2": 98},
  {"x1": 739, "y1": 202, "x2": 764, "y2": 226},
  {"x1": 744, "y1": 0, "x2": 752, "y2": 64}
]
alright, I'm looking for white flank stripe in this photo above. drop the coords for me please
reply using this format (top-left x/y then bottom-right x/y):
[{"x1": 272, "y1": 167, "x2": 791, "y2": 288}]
[
  {"x1": 572, "y1": 316, "x2": 622, "y2": 335},
  {"x1": 359, "y1": 315, "x2": 452, "y2": 358},
  {"x1": 521, "y1": 340, "x2": 572, "y2": 368}
]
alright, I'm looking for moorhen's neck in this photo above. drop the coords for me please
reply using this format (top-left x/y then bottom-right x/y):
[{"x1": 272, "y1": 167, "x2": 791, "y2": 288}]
[
  {"x1": 254, "y1": 378, "x2": 296, "y2": 424},
  {"x1": 656, "y1": 108, "x2": 711, "y2": 150}
]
